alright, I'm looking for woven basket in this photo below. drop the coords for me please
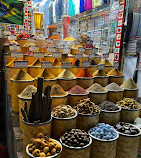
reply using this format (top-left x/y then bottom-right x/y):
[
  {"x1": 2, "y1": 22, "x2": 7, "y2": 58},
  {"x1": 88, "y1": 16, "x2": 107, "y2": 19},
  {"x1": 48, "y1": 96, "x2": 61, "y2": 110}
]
[
  {"x1": 123, "y1": 88, "x2": 139, "y2": 99},
  {"x1": 93, "y1": 76, "x2": 109, "y2": 87},
  {"x1": 77, "y1": 77, "x2": 94, "y2": 89},
  {"x1": 17, "y1": 39, "x2": 27, "y2": 47},
  {"x1": 104, "y1": 65, "x2": 113, "y2": 74},
  {"x1": 28, "y1": 67, "x2": 44, "y2": 78},
  {"x1": 69, "y1": 67, "x2": 82, "y2": 76},
  {"x1": 107, "y1": 90, "x2": 123, "y2": 103},
  {"x1": 108, "y1": 76, "x2": 124, "y2": 85}
]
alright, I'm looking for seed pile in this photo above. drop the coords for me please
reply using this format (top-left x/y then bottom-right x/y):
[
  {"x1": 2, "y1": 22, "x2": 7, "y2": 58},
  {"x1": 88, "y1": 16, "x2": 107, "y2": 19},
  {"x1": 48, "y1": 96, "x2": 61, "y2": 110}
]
[
  {"x1": 75, "y1": 98, "x2": 100, "y2": 115},
  {"x1": 28, "y1": 133, "x2": 61, "y2": 157},
  {"x1": 57, "y1": 69, "x2": 76, "y2": 79},
  {"x1": 99, "y1": 59, "x2": 112, "y2": 66},
  {"x1": 117, "y1": 98, "x2": 140, "y2": 110},
  {"x1": 92, "y1": 70, "x2": 107, "y2": 77},
  {"x1": 135, "y1": 97, "x2": 141, "y2": 104},
  {"x1": 99, "y1": 101, "x2": 119, "y2": 111},
  {"x1": 51, "y1": 84, "x2": 67, "y2": 96},
  {"x1": 52, "y1": 105, "x2": 76, "y2": 118},
  {"x1": 105, "y1": 83, "x2": 123, "y2": 91},
  {"x1": 114, "y1": 122, "x2": 140, "y2": 135},
  {"x1": 61, "y1": 129, "x2": 90, "y2": 147},
  {"x1": 107, "y1": 68, "x2": 123, "y2": 76},
  {"x1": 68, "y1": 85, "x2": 87, "y2": 94},
  {"x1": 89, "y1": 123, "x2": 117, "y2": 140},
  {"x1": 18, "y1": 85, "x2": 37, "y2": 99},
  {"x1": 87, "y1": 83, "x2": 106, "y2": 92},
  {"x1": 120, "y1": 78, "x2": 138, "y2": 89}
]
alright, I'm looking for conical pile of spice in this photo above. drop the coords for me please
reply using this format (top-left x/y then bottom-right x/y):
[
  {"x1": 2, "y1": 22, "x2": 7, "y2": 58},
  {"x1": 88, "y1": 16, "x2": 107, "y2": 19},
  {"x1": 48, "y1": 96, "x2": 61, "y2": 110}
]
[
  {"x1": 105, "y1": 83, "x2": 123, "y2": 91},
  {"x1": 23, "y1": 42, "x2": 35, "y2": 47},
  {"x1": 87, "y1": 83, "x2": 106, "y2": 93},
  {"x1": 120, "y1": 78, "x2": 138, "y2": 89},
  {"x1": 107, "y1": 68, "x2": 123, "y2": 76},
  {"x1": 31, "y1": 59, "x2": 42, "y2": 67},
  {"x1": 89, "y1": 60, "x2": 97, "y2": 66},
  {"x1": 11, "y1": 69, "x2": 33, "y2": 81},
  {"x1": 51, "y1": 84, "x2": 67, "y2": 96},
  {"x1": 99, "y1": 59, "x2": 112, "y2": 66},
  {"x1": 76, "y1": 68, "x2": 93, "y2": 78},
  {"x1": 57, "y1": 69, "x2": 76, "y2": 79},
  {"x1": 72, "y1": 59, "x2": 80, "y2": 67},
  {"x1": 18, "y1": 85, "x2": 37, "y2": 99},
  {"x1": 68, "y1": 85, "x2": 87, "y2": 94},
  {"x1": 7, "y1": 58, "x2": 24, "y2": 67},
  {"x1": 37, "y1": 69, "x2": 56, "y2": 80},
  {"x1": 53, "y1": 58, "x2": 61, "y2": 67},
  {"x1": 92, "y1": 70, "x2": 107, "y2": 77}
]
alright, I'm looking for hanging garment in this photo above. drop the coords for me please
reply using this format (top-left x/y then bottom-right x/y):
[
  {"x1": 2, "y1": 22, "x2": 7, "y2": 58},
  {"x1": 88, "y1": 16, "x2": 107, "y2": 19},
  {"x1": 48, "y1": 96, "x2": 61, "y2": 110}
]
[
  {"x1": 68, "y1": 0, "x2": 75, "y2": 16},
  {"x1": 92, "y1": 0, "x2": 102, "y2": 8},
  {"x1": 80, "y1": 0, "x2": 85, "y2": 13},
  {"x1": 137, "y1": 14, "x2": 141, "y2": 37},
  {"x1": 53, "y1": 1, "x2": 57, "y2": 23},
  {"x1": 84, "y1": 0, "x2": 92, "y2": 11},
  {"x1": 74, "y1": 0, "x2": 80, "y2": 15}
]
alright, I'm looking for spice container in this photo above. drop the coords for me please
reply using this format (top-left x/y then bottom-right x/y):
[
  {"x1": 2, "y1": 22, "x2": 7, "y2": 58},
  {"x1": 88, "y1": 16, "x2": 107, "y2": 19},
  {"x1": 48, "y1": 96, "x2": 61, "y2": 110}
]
[
  {"x1": 114, "y1": 122, "x2": 141, "y2": 158},
  {"x1": 35, "y1": 69, "x2": 57, "y2": 92},
  {"x1": 33, "y1": 34, "x2": 46, "y2": 51},
  {"x1": 51, "y1": 84, "x2": 68, "y2": 109},
  {"x1": 6, "y1": 59, "x2": 28, "y2": 95},
  {"x1": 89, "y1": 123, "x2": 119, "y2": 158},
  {"x1": 47, "y1": 25, "x2": 58, "y2": 38},
  {"x1": 52, "y1": 105, "x2": 77, "y2": 139},
  {"x1": 117, "y1": 98, "x2": 141, "y2": 123},
  {"x1": 21, "y1": 81, "x2": 52, "y2": 158},
  {"x1": 70, "y1": 66, "x2": 82, "y2": 76},
  {"x1": 24, "y1": 51, "x2": 36, "y2": 65},
  {"x1": 71, "y1": 44, "x2": 83, "y2": 55},
  {"x1": 68, "y1": 85, "x2": 89, "y2": 107},
  {"x1": 105, "y1": 83, "x2": 124, "y2": 103},
  {"x1": 99, "y1": 101, "x2": 121, "y2": 125},
  {"x1": 99, "y1": 59, "x2": 113, "y2": 73},
  {"x1": 76, "y1": 68, "x2": 94, "y2": 89},
  {"x1": 93, "y1": 70, "x2": 109, "y2": 87},
  {"x1": 28, "y1": 59, "x2": 44, "y2": 78},
  {"x1": 121, "y1": 78, "x2": 139, "y2": 98},
  {"x1": 17, "y1": 38, "x2": 28, "y2": 47},
  {"x1": 22, "y1": 42, "x2": 36, "y2": 54},
  {"x1": 44, "y1": 54, "x2": 55, "y2": 62},
  {"x1": 107, "y1": 68, "x2": 124, "y2": 85},
  {"x1": 11, "y1": 70, "x2": 34, "y2": 112},
  {"x1": 87, "y1": 83, "x2": 107, "y2": 104},
  {"x1": 93, "y1": 55, "x2": 101, "y2": 65},
  {"x1": 60, "y1": 129, "x2": 92, "y2": 158},
  {"x1": 4, "y1": 52, "x2": 12, "y2": 67},
  {"x1": 57, "y1": 69, "x2": 77, "y2": 91},
  {"x1": 18, "y1": 85, "x2": 37, "y2": 131},
  {"x1": 75, "y1": 98, "x2": 100, "y2": 131},
  {"x1": 87, "y1": 65, "x2": 97, "y2": 75},
  {"x1": 135, "y1": 97, "x2": 141, "y2": 117},
  {"x1": 26, "y1": 136, "x2": 62, "y2": 158}
]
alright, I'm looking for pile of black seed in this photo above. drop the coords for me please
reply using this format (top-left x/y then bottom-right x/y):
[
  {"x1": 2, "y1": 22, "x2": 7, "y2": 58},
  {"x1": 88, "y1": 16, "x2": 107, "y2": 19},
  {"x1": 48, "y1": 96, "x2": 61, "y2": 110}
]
[
  {"x1": 99, "y1": 101, "x2": 119, "y2": 111},
  {"x1": 61, "y1": 129, "x2": 90, "y2": 147}
]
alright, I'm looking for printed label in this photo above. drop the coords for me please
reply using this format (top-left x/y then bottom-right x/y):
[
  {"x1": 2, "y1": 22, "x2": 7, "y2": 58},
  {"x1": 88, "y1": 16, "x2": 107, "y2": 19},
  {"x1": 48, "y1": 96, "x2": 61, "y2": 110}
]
[
  {"x1": 62, "y1": 62, "x2": 72, "y2": 69},
  {"x1": 53, "y1": 52, "x2": 62, "y2": 58},
  {"x1": 29, "y1": 46, "x2": 38, "y2": 52},
  {"x1": 98, "y1": 64, "x2": 105, "y2": 70},
  {"x1": 33, "y1": 52, "x2": 44, "y2": 58},
  {"x1": 11, "y1": 52, "x2": 23, "y2": 58},
  {"x1": 75, "y1": 53, "x2": 82, "y2": 59},
  {"x1": 41, "y1": 62, "x2": 52, "y2": 68},
  {"x1": 14, "y1": 61, "x2": 28, "y2": 68}
]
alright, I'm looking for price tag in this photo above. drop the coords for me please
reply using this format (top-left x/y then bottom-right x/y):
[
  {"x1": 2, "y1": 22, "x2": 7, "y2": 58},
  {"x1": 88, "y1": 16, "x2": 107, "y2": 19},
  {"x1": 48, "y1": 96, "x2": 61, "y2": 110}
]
[
  {"x1": 41, "y1": 62, "x2": 52, "y2": 68},
  {"x1": 89, "y1": 53, "x2": 95, "y2": 59},
  {"x1": 14, "y1": 61, "x2": 28, "y2": 68},
  {"x1": 103, "y1": 53, "x2": 109, "y2": 59},
  {"x1": 98, "y1": 64, "x2": 105, "y2": 70},
  {"x1": 47, "y1": 47, "x2": 56, "y2": 52},
  {"x1": 11, "y1": 52, "x2": 23, "y2": 58},
  {"x1": 114, "y1": 62, "x2": 119, "y2": 68},
  {"x1": 27, "y1": 38, "x2": 36, "y2": 44},
  {"x1": 53, "y1": 52, "x2": 62, "y2": 58},
  {"x1": 20, "y1": 29, "x2": 28, "y2": 34},
  {"x1": 63, "y1": 48, "x2": 71, "y2": 54},
  {"x1": 75, "y1": 53, "x2": 82, "y2": 59},
  {"x1": 79, "y1": 47, "x2": 85, "y2": 53},
  {"x1": 92, "y1": 48, "x2": 98, "y2": 53},
  {"x1": 29, "y1": 46, "x2": 38, "y2": 52},
  {"x1": 33, "y1": 52, "x2": 44, "y2": 58},
  {"x1": 9, "y1": 45, "x2": 20, "y2": 51},
  {"x1": 82, "y1": 61, "x2": 89, "y2": 67},
  {"x1": 61, "y1": 62, "x2": 72, "y2": 69},
  {"x1": 7, "y1": 35, "x2": 17, "y2": 40}
]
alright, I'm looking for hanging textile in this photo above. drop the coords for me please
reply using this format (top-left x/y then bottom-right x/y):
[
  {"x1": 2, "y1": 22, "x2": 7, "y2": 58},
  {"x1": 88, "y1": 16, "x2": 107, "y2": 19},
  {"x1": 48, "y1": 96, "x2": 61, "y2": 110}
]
[
  {"x1": 53, "y1": 1, "x2": 57, "y2": 23},
  {"x1": 137, "y1": 14, "x2": 141, "y2": 37},
  {"x1": 92, "y1": 0, "x2": 102, "y2": 8},
  {"x1": 80, "y1": 0, "x2": 85, "y2": 13},
  {"x1": 68, "y1": 0, "x2": 75, "y2": 16},
  {"x1": 84, "y1": 0, "x2": 92, "y2": 11},
  {"x1": 74, "y1": 0, "x2": 80, "y2": 15}
]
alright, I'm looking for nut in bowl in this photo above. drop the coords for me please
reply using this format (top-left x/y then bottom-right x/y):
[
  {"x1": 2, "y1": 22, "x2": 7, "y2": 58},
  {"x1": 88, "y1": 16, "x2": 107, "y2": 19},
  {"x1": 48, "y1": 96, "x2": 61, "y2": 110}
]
[{"x1": 26, "y1": 133, "x2": 62, "y2": 158}]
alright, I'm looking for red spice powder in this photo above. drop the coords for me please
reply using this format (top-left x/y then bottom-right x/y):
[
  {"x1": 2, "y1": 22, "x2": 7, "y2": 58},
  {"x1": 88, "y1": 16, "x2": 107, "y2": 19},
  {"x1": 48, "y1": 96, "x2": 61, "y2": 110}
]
[
  {"x1": 72, "y1": 59, "x2": 80, "y2": 67},
  {"x1": 49, "y1": 36, "x2": 61, "y2": 40},
  {"x1": 68, "y1": 85, "x2": 87, "y2": 94},
  {"x1": 76, "y1": 68, "x2": 93, "y2": 77}
]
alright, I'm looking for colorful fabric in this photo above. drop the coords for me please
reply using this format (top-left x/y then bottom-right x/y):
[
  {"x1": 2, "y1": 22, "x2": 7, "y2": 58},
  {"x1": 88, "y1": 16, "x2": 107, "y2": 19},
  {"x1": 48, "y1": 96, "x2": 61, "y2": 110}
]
[
  {"x1": 0, "y1": 0, "x2": 24, "y2": 25},
  {"x1": 92, "y1": 0, "x2": 102, "y2": 8},
  {"x1": 80, "y1": 0, "x2": 85, "y2": 13},
  {"x1": 68, "y1": 0, "x2": 75, "y2": 16},
  {"x1": 84, "y1": 0, "x2": 92, "y2": 11}
]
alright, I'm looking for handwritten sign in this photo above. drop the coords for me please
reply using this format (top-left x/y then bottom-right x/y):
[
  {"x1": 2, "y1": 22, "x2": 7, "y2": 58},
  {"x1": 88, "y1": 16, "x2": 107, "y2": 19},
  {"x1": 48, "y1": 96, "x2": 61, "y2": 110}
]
[
  {"x1": 41, "y1": 62, "x2": 52, "y2": 68},
  {"x1": 11, "y1": 52, "x2": 23, "y2": 58},
  {"x1": 98, "y1": 64, "x2": 105, "y2": 70},
  {"x1": 33, "y1": 52, "x2": 44, "y2": 58},
  {"x1": 75, "y1": 53, "x2": 82, "y2": 59},
  {"x1": 14, "y1": 61, "x2": 28, "y2": 68},
  {"x1": 53, "y1": 52, "x2": 62, "y2": 58},
  {"x1": 62, "y1": 62, "x2": 72, "y2": 69}
]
